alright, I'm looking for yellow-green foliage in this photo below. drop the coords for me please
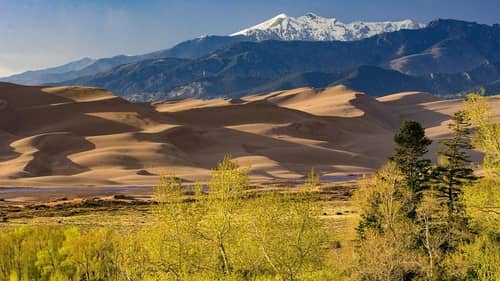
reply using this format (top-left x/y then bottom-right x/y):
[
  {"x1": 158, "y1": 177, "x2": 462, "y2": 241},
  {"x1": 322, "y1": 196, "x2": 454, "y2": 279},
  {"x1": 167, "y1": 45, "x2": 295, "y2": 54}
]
[
  {"x1": 148, "y1": 156, "x2": 327, "y2": 280},
  {"x1": 463, "y1": 93, "x2": 500, "y2": 232},
  {"x1": 0, "y1": 156, "x2": 334, "y2": 281},
  {"x1": 445, "y1": 232, "x2": 500, "y2": 281},
  {"x1": 247, "y1": 188, "x2": 324, "y2": 281},
  {"x1": 353, "y1": 162, "x2": 421, "y2": 280},
  {"x1": 0, "y1": 226, "x2": 118, "y2": 281},
  {"x1": 444, "y1": 92, "x2": 500, "y2": 281},
  {"x1": 1, "y1": 93, "x2": 499, "y2": 281},
  {"x1": 352, "y1": 95, "x2": 500, "y2": 280},
  {"x1": 464, "y1": 92, "x2": 500, "y2": 178}
]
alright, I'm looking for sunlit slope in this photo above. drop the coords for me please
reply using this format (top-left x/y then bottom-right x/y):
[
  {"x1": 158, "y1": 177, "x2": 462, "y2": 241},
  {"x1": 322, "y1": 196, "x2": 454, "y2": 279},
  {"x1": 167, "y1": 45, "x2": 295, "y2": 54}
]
[{"x1": 0, "y1": 82, "x2": 498, "y2": 186}]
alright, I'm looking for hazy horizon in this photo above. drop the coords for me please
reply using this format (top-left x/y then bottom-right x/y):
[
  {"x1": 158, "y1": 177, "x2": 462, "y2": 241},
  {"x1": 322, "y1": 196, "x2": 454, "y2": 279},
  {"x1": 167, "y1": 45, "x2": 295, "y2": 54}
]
[{"x1": 1, "y1": 0, "x2": 499, "y2": 77}]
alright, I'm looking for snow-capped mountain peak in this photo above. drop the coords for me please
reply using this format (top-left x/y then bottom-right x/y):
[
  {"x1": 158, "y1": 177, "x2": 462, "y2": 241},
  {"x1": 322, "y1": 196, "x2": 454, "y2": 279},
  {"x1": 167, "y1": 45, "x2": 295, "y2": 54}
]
[
  {"x1": 239, "y1": 13, "x2": 290, "y2": 33},
  {"x1": 231, "y1": 13, "x2": 425, "y2": 41}
]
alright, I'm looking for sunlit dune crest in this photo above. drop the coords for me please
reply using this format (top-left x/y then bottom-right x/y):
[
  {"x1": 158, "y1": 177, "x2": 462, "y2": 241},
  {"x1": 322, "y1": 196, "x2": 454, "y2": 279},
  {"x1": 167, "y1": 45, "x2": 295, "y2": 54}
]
[{"x1": 0, "y1": 82, "x2": 498, "y2": 187}]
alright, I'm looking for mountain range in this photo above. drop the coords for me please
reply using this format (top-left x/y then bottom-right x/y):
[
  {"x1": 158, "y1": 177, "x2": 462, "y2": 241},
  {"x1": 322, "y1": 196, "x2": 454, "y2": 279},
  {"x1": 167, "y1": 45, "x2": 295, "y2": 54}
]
[
  {"x1": 0, "y1": 36, "x2": 250, "y2": 86},
  {"x1": 1, "y1": 14, "x2": 499, "y2": 101},
  {"x1": 231, "y1": 13, "x2": 424, "y2": 41},
  {"x1": 0, "y1": 14, "x2": 424, "y2": 87}
]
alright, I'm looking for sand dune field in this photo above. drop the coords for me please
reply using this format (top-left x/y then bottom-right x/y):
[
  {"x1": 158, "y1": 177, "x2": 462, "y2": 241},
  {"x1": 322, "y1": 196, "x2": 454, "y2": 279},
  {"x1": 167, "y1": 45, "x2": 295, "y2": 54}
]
[{"x1": 0, "y1": 82, "x2": 498, "y2": 188}]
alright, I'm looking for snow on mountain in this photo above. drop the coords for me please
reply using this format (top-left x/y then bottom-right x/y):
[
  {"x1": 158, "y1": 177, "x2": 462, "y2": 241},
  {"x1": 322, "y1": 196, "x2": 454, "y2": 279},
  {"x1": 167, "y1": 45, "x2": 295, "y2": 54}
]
[{"x1": 231, "y1": 13, "x2": 426, "y2": 41}]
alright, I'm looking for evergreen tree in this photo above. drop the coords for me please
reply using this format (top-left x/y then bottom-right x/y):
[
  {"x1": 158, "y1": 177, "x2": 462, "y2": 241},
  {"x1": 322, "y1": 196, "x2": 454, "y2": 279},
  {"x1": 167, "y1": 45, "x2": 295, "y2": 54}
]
[
  {"x1": 433, "y1": 111, "x2": 476, "y2": 219},
  {"x1": 391, "y1": 120, "x2": 432, "y2": 219},
  {"x1": 415, "y1": 111, "x2": 478, "y2": 279},
  {"x1": 450, "y1": 92, "x2": 500, "y2": 281},
  {"x1": 392, "y1": 120, "x2": 433, "y2": 192}
]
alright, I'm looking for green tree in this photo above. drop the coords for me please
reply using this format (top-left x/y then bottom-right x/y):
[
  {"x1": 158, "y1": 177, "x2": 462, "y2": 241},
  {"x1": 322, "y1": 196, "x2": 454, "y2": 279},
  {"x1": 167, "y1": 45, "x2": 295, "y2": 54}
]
[
  {"x1": 463, "y1": 92, "x2": 499, "y2": 232},
  {"x1": 145, "y1": 156, "x2": 330, "y2": 280},
  {"x1": 416, "y1": 111, "x2": 479, "y2": 280},
  {"x1": 355, "y1": 162, "x2": 412, "y2": 237},
  {"x1": 446, "y1": 91, "x2": 500, "y2": 281},
  {"x1": 391, "y1": 120, "x2": 432, "y2": 219},
  {"x1": 417, "y1": 111, "x2": 477, "y2": 276},
  {"x1": 392, "y1": 120, "x2": 433, "y2": 192},
  {"x1": 248, "y1": 185, "x2": 324, "y2": 281},
  {"x1": 200, "y1": 155, "x2": 249, "y2": 277},
  {"x1": 416, "y1": 189, "x2": 451, "y2": 280},
  {"x1": 35, "y1": 227, "x2": 70, "y2": 281},
  {"x1": 147, "y1": 175, "x2": 204, "y2": 280},
  {"x1": 463, "y1": 93, "x2": 500, "y2": 229},
  {"x1": 114, "y1": 230, "x2": 151, "y2": 281},
  {"x1": 59, "y1": 227, "x2": 118, "y2": 281},
  {"x1": 353, "y1": 162, "x2": 421, "y2": 280},
  {"x1": 0, "y1": 226, "x2": 41, "y2": 281},
  {"x1": 433, "y1": 110, "x2": 476, "y2": 218},
  {"x1": 464, "y1": 91, "x2": 500, "y2": 180}
]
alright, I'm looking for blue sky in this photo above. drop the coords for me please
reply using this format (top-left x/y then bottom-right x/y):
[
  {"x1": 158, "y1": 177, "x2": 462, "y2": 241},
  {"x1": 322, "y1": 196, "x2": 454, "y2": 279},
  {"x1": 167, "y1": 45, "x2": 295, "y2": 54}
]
[{"x1": 1, "y1": 0, "x2": 499, "y2": 76}]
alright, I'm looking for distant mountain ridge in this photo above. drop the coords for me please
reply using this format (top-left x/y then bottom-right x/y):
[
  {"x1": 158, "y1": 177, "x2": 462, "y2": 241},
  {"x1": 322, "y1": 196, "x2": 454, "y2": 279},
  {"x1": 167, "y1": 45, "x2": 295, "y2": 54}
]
[
  {"x1": 1, "y1": 57, "x2": 95, "y2": 85},
  {"x1": 0, "y1": 13, "x2": 424, "y2": 86},
  {"x1": 0, "y1": 36, "x2": 250, "y2": 86},
  {"x1": 2, "y1": 16, "x2": 499, "y2": 101},
  {"x1": 61, "y1": 19, "x2": 500, "y2": 101},
  {"x1": 231, "y1": 13, "x2": 425, "y2": 41}
]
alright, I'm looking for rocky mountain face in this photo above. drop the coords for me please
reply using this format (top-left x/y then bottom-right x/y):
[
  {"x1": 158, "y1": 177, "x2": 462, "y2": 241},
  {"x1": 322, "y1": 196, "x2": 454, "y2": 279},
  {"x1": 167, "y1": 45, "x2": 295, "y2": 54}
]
[{"x1": 60, "y1": 19, "x2": 500, "y2": 101}]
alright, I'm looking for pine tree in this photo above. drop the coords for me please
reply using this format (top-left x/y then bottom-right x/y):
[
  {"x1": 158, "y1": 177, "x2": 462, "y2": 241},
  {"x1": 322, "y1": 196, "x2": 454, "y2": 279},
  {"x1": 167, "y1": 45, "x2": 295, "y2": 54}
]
[
  {"x1": 433, "y1": 111, "x2": 476, "y2": 219},
  {"x1": 392, "y1": 120, "x2": 433, "y2": 192},
  {"x1": 391, "y1": 120, "x2": 432, "y2": 219},
  {"x1": 415, "y1": 111, "x2": 478, "y2": 279}
]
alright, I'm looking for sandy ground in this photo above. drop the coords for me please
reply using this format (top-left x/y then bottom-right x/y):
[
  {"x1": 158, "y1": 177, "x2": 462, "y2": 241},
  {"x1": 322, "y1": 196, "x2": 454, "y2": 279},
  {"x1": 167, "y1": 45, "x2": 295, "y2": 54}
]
[{"x1": 0, "y1": 82, "x2": 498, "y2": 196}]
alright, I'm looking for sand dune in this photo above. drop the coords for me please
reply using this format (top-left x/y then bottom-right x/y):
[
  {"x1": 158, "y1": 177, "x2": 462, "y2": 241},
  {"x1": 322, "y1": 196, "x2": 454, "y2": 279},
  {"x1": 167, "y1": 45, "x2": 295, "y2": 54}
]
[{"x1": 0, "y1": 82, "x2": 498, "y2": 187}]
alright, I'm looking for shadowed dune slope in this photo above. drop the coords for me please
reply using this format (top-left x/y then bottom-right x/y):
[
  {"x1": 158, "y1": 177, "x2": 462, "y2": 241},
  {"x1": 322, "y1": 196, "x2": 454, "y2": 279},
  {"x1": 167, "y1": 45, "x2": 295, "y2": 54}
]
[{"x1": 0, "y1": 82, "x2": 498, "y2": 187}]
